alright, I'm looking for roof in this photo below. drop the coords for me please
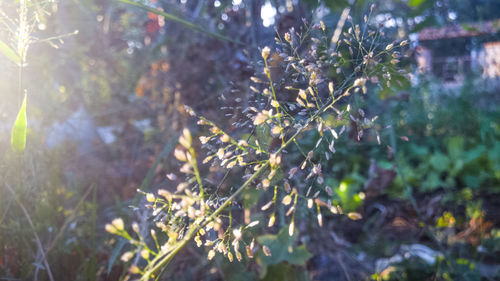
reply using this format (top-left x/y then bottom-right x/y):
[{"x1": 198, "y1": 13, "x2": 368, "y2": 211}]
[{"x1": 418, "y1": 19, "x2": 500, "y2": 41}]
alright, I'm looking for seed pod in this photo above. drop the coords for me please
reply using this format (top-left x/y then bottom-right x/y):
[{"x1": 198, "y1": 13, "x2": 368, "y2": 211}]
[
  {"x1": 208, "y1": 250, "x2": 216, "y2": 260},
  {"x1": 289, "y1": 221, "x2": 295, "y2": 236},
  {"x1": 282, "y1": 195, "x2": 292, "y2": 205},
  {"x1": 246, "y1": 245, "x2": 254, "y2": 258}
]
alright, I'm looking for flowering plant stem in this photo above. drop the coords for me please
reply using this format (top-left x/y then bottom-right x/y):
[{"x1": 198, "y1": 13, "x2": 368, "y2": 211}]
[{"x1": 140, "y1": 104, "x2": 332, "y2": 279}]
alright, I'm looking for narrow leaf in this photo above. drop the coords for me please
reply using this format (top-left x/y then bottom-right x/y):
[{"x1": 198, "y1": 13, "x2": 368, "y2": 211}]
[
  {"x1": 0, "y1": 40, "x2": 20, "y2": 64},
  {"x1": 11, "y1": 94, "x2": 27, "y2": 152}
]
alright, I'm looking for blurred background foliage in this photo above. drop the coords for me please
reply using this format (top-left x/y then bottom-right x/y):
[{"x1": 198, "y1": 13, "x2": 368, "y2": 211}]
[{"x1": 0, "y1": 0, "x2": 499, "y2": 280}]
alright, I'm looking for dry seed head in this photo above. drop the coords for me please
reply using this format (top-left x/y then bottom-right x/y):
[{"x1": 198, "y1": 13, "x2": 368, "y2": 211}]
[
  {"x1": 284, "y1": 181, "x2": 291, "y2": 193},
  {"x1": 235, "y1": 250, "x2": 242, "y2": 261},
  {"x1": 233, "y1": 228, "x2": 242, "y2": 240},
  {"x1": 250, "y1": 76, "x2": 262, "y2": 83},
  {"x1": 166, "y1": 173, "x2": 177, "y2": 181},
  {"x1": 282, "y1": 195, "x2": 292, "y2": 205},
  {"x1": 296, "y1": 96, "x2": 306, "y2": 107},
  {"x1": 330, "y1": 128, "x2": 338, "y2": 139},
  {"x1": 220, "y1": 134, "x2": 230, "y2": 143},
  {"x1": 112, "y1": 218, "x2": 125, "y2": 231},
  {"x1": 284, "y1": 32, "x2": 291, "y2": 42},
  {"x1": 385, "y1": 43, "x2": 394, "y2": 51},
  {"x1": 325, "y1": 186, "x2": 333, "y2": 196},
  {"x1": 328, "y1": 82, "x2": 334, "y2": 94},
  {"x1": 317, "y1": 213, "x2": 323, "y2": 227},
  {"x1": 261, "y1": 179, "x2": 270, "y2": 189},
  {"x1": 179, "y1": 128, "x2": 192, "y2": 148},
  {"x1": 269, "y1": 153, "x2": 281, "y2": 167},
  {"x1": 271, "y1": 126, "x2": 281, "y2": 136},
  {"x1": 347, "y1": 212, "x2": 362, "y2": 220},
  {"x1": 298, "y1": 89, "x2": 307, "y2": 99},
  {"x1": 253, "y1": 112, "x2": 267, "y2": 125},
  {"x1": 353, "y1": 77, "x2": 366, "y2": 87},
  {"x1": 174, "y1": 148, "x2": 187, "y2": 162},
  {"x1": 246, "y1": 245, "x2": 254, "y2": 258},
  {"x1": 307, "y1": 151, "x2": 314, "y2": 159},
  {"x1": 262, "y1": 245, "x2": 272, "y2": 256},
  {"x1": 320, "y1": 20, "x2": 325, "y2": 31},
  {"x1": 146, "y1": 193, "x2": 155, "y2": 202},
  {"x1": 289, "y1": 221, "x2": 295, "y2": 236},
  {"x1": 261, "y1": 200, "x2": 273, "y2": 211},
  {"x1": 317, "y1": 176, "x2": 324, "y2": 184},
  {"x1": 121, "y1": 251, "x2": 134, "y2": 262},
  {"x1": 226, "y1": 160, "x2": 237, "y2": 169},
  {"x1": 217, "y1": 148, "x2": 225, "y2": 160},
  {"x1": 208, "y1": 250, "x2": 216, "y2": 260},
  {"x1": 248, "y1": 221, "x2": 259, "y2": 227},
  {"x1": 105, "y1": 223, "x2": 117, "y2": 234},
  {"x1": 268, "y1": 214, "x2": 276, "y2": 227},
  {"x1": 227, "y1": 252, "x2": 234, "y2": 262},
  {"x1": 129, "y1": 265, "x2": 141, "y2": 274},
  {"x1": 141, "y1": 250, "x2": 150, "y2": 260},
  {"x1": 261, "y1": 46, "x2": 271, "y2": 60},
  {"x1": 195, "y1": 235, "x2": 202, "y2": 247},
  {"x1": 132, "y1": 222, "x2": 140, "y2": 233}
]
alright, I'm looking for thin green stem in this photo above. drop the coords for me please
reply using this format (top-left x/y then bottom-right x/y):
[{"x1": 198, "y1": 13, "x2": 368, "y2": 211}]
[{"x1": 189, "y1": 147, "x2": 204, "y2": 197}]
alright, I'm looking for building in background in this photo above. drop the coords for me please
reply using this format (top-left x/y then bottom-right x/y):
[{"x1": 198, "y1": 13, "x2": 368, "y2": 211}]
[{"x1": 415, "y1": 19, "x2": 500, "y2": 84}]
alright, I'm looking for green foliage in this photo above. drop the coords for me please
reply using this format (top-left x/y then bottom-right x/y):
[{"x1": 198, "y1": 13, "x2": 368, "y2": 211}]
[{"x1": 256, "y1": 227, "x2": 312, "y2": 278}]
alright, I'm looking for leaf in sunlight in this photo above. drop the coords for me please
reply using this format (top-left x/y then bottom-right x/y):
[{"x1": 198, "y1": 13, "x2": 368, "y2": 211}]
[
  {"x1": 0, "y1": 40, "x2": 20, "y2": 64},
  {"x1": 11, "y1": 94, "x2": 27, "y2": 152}
]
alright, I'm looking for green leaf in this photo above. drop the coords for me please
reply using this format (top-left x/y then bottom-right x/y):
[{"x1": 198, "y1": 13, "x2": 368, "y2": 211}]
[
  {"x1": 11, "y1": 94, "x2": 27, "y2": 152},
  {"x1": 261, "y1": 263, "x2": 310, "y2": 281},
  {"x1": 107, "y1": 238, "x2": 127, "y2": 275},
  {"x1": 429, "y1": 153, "x2": 449, "y2": 172},
  {"x1": 408, "y1": 0, "x2": 426, "y2": 8},
  {"x1": 0, "y1": 40, "x2": 20, "y2": 64},
  {"x1": 256, "y1": 227, "x2": 312, "y2": 278},
  {"x1": 116, "y1": 0, "x2": 243, "y2": 45}
]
